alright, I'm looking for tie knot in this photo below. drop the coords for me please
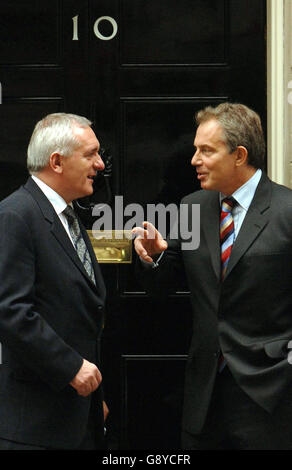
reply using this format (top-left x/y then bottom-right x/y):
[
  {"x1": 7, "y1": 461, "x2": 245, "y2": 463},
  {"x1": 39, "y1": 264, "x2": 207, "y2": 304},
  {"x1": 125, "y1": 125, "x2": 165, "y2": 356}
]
[
  {"x1": 221, "y1": 197, "x2": 236, "y2": 213},
  {"x1": 63, "y1": 205, "x2": 76, "y2": 223}
]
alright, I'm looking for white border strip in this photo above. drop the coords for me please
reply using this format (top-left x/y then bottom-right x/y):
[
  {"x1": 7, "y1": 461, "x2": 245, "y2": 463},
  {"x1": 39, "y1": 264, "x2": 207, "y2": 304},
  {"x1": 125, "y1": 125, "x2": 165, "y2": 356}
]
[{"x1": 267, "y1": 0, "x2": 285, "y2": 184}]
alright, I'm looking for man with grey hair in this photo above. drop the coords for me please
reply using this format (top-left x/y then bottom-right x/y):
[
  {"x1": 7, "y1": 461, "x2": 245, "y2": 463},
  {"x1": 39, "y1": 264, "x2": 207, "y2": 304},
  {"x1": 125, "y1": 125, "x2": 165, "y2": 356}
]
[
  {"x1": 133, "y1": 102, "x2": 292, "y2": 449},
  {"x1": 0, "y1": 113, "x2": 108, "y2": 449}
]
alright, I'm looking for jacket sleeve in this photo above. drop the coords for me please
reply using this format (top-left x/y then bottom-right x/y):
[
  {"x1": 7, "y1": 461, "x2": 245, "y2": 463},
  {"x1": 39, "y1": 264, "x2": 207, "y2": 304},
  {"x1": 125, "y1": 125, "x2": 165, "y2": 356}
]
[{"x1": 0, "y1": 209, "x2": 83, "y2": 391}]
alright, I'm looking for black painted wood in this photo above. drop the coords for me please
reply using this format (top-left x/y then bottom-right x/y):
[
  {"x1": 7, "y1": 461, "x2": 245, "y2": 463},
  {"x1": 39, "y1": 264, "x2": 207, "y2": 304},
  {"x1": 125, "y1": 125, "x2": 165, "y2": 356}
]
[{"x1": 0, "y1": 0, "x2": 266, "y2": 449}]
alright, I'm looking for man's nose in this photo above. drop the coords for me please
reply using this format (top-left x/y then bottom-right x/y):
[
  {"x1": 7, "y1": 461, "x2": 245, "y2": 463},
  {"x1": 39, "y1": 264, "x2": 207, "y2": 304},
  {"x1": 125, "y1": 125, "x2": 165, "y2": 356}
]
[
  {"x1": 191, "y1": 149, "x2": 201, "y2": 166},
  {"x1": 94, "y1": 154, "x2": 105, "y2": 171}
]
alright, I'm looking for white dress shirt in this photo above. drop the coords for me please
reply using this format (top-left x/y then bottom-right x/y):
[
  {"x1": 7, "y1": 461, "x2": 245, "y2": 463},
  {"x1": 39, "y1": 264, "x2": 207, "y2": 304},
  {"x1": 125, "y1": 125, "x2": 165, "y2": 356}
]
[{"x1": 220, "y1": 168, "x2": 262, "y2": 240}]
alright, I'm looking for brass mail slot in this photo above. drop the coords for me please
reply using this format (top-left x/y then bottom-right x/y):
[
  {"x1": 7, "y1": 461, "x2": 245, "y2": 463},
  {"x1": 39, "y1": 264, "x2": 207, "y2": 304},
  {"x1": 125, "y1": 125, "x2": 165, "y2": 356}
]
[{"x1": 87, "y1": 230, "x2": 132, "y2": 264}]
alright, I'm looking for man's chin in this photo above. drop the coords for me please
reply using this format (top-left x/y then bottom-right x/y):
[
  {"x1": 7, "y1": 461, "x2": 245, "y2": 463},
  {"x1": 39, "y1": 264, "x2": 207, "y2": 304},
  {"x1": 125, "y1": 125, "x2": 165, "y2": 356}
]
[
  {"x1": 197, "y1": 175, "x2": 208, "y2": 188},
  {"x1": 84, "y1": 183, "x2": 95, "y2": 195},
  {"x1": 199, "y1": 178, "x2": 217, "y2": 191},
  {"x1": 200, "y1": 180, "x2": 208, "y2": 190},
  {"x1": 74, "y1": 187, "x2": 94, "y2": 200}
]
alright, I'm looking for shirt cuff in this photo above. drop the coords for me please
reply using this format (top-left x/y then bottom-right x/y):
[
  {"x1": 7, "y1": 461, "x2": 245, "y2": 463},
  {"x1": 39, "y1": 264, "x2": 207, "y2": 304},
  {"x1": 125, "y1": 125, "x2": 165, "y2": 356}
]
[{"x1": 140, "y1": 251, "x2": 164, "y2": 269}]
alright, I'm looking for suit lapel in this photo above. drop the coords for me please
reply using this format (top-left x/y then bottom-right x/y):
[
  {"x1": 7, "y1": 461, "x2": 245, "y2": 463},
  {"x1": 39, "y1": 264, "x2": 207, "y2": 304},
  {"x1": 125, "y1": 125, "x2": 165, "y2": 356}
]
[
  {"x1": 76, "y1": 210, "x2": 106, "y2": 297},
  {"x1": 224, "y1": 173, "x2": 271, "y2": 280},
  {"x1": 50, "y1": 216, "x2": 91, "y2": 281},
  {"x1": 202, "y1": 192, "x2": 221, "y2": 280},
  {"x1": 24, "y1": 177, "x2": 102, "y2": 293}
]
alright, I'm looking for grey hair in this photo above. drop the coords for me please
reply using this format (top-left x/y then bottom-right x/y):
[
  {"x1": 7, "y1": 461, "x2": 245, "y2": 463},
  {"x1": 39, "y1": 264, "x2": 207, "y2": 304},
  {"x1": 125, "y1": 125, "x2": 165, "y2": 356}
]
[
  {"x1": 27, "y1": 113, "x2": 92, "y2": 174},
  {"x1": 195, "y1": 102, "x2": 266, "y2": 169}
]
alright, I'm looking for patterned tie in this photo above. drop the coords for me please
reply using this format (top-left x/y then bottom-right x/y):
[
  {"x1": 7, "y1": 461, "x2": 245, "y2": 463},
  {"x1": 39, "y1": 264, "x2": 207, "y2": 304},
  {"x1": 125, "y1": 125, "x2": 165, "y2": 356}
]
[
  {"x1": 63, "y1": 205, "x2": 96, "y2": 285},
  {"x1": 220, "y1": 197, "x2": 236, "y2": 280},
  {"x1": 218, "y1": 197, "x2": 236, "y2": 372}
]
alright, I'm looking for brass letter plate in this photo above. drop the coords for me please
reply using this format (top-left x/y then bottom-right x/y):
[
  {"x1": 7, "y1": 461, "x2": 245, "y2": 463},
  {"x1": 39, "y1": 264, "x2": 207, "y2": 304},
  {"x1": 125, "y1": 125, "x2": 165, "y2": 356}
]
[{"x1": 87, "y1": 230, "x2": 132, "y2": 264}]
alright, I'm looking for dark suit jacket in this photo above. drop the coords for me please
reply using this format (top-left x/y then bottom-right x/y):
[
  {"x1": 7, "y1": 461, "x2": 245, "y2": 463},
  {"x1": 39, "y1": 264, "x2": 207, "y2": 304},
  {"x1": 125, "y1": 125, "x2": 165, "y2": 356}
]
[
  {"x1": 0, "y1": 177, "x2": 106, "y2": 448},
  {"x1": 137, "y1": 172, "x2": 292, "y2": 434}
]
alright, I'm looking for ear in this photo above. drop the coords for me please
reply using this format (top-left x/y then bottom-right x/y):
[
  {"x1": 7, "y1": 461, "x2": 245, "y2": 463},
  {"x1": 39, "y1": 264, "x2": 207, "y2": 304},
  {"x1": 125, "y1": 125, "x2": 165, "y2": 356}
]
[
  {"x1": 49, "y1": 152, "x2": 63, "y2": 174},
  {"x1": 235, "y1": 146, "x2": 248, "y2": 167}
]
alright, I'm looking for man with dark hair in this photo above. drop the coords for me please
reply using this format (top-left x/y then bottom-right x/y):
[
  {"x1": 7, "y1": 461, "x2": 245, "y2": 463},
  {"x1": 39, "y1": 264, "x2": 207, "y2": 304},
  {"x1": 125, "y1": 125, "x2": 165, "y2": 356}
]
[
  {"x1": 133, "y1": 102, "x2": 292, "y2": 450},
  {"x1": 0, "y1": 113, "x2": 108, "y2": 449}
]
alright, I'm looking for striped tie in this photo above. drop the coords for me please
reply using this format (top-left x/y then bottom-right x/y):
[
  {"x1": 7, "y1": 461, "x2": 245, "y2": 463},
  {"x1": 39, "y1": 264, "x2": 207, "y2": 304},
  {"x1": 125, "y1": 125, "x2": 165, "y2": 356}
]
[
  {"x1": 220, "y1": 197, "x2": 236, "y2": 280},
  {"x1": 63, "y1": 205, "x2": 96, "y2": 285},
  {"x1": 218, "y1": 197, "x2": 236, "y2": 372}
]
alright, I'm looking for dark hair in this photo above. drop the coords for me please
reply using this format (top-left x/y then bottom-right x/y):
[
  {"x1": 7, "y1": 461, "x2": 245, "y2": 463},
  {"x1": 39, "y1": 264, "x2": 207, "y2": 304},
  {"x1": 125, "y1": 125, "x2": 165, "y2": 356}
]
[{"x1": 195, "y1": 102, "x2": 265, "y2": 169}]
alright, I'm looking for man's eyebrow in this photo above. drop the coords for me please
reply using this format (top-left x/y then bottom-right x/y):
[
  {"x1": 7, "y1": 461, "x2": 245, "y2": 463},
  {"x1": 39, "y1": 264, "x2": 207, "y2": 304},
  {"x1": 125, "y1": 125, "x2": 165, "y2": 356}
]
[
  {"x1": 85, "y1": 146, "x2": 99, "y2": 155},
  {"x1": 194, "y1": 143, "x2": 213, "y2": 149}
]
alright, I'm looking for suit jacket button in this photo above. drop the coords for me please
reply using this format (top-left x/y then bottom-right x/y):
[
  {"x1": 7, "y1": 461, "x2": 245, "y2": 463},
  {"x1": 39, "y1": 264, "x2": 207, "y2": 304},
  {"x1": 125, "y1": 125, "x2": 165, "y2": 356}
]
[{"x1": 98, "y1": 305, "x2": 103, "y2": 310}]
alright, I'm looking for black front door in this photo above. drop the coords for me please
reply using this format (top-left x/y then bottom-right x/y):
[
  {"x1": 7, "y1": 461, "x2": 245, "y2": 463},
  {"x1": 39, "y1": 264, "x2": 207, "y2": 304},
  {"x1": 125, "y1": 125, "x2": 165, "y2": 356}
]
[{"x1": 0, "y1": 0, "x2": 266, "y2": 449}]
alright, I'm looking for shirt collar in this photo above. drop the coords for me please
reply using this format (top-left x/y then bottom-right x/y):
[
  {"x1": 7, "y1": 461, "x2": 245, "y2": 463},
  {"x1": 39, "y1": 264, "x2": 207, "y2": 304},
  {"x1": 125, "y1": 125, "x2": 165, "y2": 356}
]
[
  {"x1": 220, "y1": 169, "x2": 262, "y2": 211},
  {"x1": 31, "y1": 175, "x2": 69, "y2": 215}
]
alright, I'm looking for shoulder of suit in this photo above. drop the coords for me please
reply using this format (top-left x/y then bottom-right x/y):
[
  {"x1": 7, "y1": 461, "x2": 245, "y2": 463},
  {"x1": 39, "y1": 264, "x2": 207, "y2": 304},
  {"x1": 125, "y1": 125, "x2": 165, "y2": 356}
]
[
  {"x1": 270, "y1": 179, "x2": 292, "y2": 199},
  {"x1": 0, "y1": 183, "x2": 41, "y2": 217},
  {"x1": 180, "y1": 189, "x2": 215, "y2": 205},
  {"x1": 0, "y1": 184, "x2": 28, "y2": 208},
  {"x1": 269, "y1": 182, "x2": 292, "y2": 219}
]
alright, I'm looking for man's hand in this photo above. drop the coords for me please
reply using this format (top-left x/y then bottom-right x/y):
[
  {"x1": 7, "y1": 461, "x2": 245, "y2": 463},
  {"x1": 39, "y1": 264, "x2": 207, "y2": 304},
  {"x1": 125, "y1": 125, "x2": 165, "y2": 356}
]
[
  {"x1": 132, "y1": 221, "x2": 168, "y2": 263},
  {"x1": 70, "y1": 359, "x2": 102, "y2": 397}
]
